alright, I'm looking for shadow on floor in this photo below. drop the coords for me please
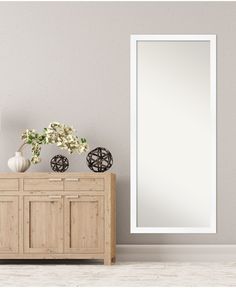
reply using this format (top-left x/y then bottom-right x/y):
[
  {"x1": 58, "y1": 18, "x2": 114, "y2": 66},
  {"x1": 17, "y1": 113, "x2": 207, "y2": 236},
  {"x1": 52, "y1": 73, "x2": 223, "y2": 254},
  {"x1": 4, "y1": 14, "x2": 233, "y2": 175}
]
[{"x1": 0, "y1": 259, "x2": 104, "y2": 265}]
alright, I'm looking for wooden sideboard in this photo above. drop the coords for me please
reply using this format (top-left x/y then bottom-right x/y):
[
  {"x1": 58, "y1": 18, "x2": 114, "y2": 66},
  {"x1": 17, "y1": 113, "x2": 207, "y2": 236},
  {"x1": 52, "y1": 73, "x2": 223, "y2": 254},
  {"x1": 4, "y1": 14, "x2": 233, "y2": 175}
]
[{"x1": 0, "y1": 172, "x2": 116, "y2": 265}]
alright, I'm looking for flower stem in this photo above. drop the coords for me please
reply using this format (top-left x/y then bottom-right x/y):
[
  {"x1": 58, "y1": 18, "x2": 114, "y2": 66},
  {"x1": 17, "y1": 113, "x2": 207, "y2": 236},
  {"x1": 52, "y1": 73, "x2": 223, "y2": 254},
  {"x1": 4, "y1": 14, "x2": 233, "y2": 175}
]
[{"x1": 17, "y1": 142, "x2": 27, "y2": 152}]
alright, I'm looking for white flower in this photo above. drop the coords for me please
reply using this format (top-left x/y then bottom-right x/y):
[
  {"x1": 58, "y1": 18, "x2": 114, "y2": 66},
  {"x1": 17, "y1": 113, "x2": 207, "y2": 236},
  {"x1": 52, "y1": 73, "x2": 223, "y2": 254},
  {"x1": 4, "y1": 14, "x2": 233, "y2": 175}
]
[{"x1": 20, "y1": 122, "x2": 89, "y2": 164}]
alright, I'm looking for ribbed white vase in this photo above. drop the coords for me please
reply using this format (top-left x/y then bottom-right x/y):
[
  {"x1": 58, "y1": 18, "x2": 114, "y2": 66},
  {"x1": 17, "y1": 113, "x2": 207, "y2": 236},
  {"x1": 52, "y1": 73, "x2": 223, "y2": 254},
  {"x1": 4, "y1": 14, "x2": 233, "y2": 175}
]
[{"x1": 8, "y1": 152, "x2": 31, "y2": 172}]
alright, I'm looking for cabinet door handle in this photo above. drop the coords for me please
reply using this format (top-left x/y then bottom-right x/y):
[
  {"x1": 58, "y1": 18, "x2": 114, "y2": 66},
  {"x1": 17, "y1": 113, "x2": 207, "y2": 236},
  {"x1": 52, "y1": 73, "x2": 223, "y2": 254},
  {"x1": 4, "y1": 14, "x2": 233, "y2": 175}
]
[
  {"x1": 65, "y1": 178, "x2": 79, "y2": 182},
  {"x1": 65, "y1": 195, "x2": 80, "y2": 199},
  {"x1": 49, "y1": 195, "x2": 62, "y2": 199},
  {"x1": 49, "y1": 178, "x2": 62, "y2": 182}
]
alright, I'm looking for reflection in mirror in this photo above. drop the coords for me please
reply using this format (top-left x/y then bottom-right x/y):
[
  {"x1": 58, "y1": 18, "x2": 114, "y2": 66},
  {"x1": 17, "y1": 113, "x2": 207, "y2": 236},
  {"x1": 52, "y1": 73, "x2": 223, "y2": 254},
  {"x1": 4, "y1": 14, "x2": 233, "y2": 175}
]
[{"x1": 131, "y1": 35, "x2": 216, "y2": 233}]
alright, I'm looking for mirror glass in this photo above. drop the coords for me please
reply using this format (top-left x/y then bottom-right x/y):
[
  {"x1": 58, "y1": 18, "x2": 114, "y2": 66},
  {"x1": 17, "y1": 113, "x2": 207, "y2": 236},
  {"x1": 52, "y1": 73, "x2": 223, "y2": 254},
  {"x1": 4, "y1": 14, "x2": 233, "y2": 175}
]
[{"x1": 131, "y1": 35, "x2": 216, "y2": 233}]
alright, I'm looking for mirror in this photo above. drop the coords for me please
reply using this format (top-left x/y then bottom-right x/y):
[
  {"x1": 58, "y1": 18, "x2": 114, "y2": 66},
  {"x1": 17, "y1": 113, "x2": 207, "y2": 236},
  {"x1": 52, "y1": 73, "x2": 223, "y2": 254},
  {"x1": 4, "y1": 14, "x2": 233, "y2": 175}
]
[{"x1": 130, "y1": 35, "x2": 216, "y2": 233}]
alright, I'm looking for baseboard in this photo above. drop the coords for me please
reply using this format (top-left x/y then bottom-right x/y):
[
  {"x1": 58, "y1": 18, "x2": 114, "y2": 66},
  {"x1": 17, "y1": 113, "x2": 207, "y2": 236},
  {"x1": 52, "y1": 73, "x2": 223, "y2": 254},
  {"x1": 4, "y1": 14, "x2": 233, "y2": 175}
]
[{"x1": 116, "y1": 245, "x2": 236, "y2": 262}]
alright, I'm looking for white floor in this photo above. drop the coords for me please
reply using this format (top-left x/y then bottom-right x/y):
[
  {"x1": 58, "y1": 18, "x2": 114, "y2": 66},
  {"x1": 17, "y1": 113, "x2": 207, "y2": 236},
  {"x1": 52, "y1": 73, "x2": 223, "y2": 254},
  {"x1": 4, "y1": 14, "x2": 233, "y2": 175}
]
[{"x1": 0, "y1": 261, "x2": 236, "y2": 286}]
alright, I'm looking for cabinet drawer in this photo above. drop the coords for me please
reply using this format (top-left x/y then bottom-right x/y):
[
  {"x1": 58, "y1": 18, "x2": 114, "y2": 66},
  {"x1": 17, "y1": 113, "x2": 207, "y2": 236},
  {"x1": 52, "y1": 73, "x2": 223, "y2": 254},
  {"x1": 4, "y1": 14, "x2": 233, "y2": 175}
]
[
  {"x1": 24, "y1": 178, "x2": 63, "y2": 191},
  {"x1": 65, "y1": 178, "x2": 104, "y2": 191},
  {"x1": 0, "y1": 179, "x2": 19, "y2": 191}
]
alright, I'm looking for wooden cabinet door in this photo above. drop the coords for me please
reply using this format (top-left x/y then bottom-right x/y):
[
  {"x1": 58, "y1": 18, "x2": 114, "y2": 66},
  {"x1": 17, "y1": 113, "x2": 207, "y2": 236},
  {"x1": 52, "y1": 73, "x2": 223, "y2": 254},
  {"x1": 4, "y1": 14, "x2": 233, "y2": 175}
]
[
  {"x1": 64, "y1": 195, "x2": 104, "y2": 253},
  {"x1": 24, "y1": 195, "x2": 63, "y2": 253},
  {"x1": 0, "y1": 196, "x2": 18, "y2": 253}
]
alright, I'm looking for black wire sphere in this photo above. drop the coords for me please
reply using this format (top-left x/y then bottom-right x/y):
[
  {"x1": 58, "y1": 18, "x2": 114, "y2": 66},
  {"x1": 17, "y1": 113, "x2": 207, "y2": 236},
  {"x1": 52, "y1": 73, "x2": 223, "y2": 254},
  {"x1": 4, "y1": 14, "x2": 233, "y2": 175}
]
[
  {"x1": 86, "y1": 147, "x2": 113, "y2": 172},
  {"x1": 50, "y1": 155, "x2": 69, "y2": 172}
]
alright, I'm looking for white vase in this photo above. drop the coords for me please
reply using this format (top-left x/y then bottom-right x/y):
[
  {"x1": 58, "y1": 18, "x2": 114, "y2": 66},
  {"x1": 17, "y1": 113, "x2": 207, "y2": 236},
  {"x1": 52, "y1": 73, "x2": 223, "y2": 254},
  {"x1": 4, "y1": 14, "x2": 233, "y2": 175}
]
[{"x1": 8, "y1": 152, "x2": 31, "y2": 172}]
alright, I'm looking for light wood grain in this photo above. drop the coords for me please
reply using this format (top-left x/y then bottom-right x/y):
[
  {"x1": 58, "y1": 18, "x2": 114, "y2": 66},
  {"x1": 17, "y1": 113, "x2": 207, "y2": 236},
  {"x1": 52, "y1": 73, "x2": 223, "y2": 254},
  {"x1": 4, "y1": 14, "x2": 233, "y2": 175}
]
[
  {"x1": 0, "y1": 196, "x2": 18, "y2": 253},
  {"x1": 0, "y1": 173, "x2": 116, "y2": 265},
  {"x1": 64, "y1": 178, "x2": 104, "y2": 191},
  {"x1": 0, "y1": 253, "x2": 104, "y2": 259},
  {"x1": 23, "y1": 178, "x2": 63, "y2": 191},
  {"x1": 24, "y1": 196, "x2": 64, "y2": 253},
  {"x1": 0, "y1": 172, "x2": 113, "y2": 178},
  {"x1": 104, "y1": 174, "x2": 116, "y2": 265},
  {"x1": 64, "y1": 195, "x2": 104, "y2": 254},
  {"x1": 0, "y1": 179, "x2": 19, "y2": 190},
  {"x1": 111, "y1": 174, "x2": 116, "y2": 263}
]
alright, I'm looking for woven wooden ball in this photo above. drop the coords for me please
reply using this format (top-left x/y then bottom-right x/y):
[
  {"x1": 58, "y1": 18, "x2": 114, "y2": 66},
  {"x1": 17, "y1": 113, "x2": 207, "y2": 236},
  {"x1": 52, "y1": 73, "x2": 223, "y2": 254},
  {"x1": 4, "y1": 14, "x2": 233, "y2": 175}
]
[
  {"x1": 86, "y1": 147, "x2": 113, "y2": 172},
  {"x1": 50, "y1": 155, "x2": 69, "y2": 172}
]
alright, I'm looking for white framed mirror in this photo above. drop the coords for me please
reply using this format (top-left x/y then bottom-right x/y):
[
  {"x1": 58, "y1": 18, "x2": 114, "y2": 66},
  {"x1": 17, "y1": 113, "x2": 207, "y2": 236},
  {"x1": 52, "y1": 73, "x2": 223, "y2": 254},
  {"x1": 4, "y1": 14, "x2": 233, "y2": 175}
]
[{"x1": 130, "y1": 35, "x2": 216, "y2": 233}]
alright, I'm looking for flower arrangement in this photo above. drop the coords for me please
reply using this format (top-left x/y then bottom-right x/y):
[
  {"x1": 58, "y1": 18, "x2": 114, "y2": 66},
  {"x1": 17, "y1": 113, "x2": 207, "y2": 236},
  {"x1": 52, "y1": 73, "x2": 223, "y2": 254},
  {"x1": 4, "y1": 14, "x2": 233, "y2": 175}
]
[{"x1": 18, "y1": 122, "x2": 88, "y2": 164}]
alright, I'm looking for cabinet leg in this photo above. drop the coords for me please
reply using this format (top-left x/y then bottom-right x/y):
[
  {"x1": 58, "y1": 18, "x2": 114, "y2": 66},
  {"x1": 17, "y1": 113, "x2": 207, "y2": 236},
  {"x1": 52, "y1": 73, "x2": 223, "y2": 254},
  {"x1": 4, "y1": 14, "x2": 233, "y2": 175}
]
[
  {"x1": 104, "y1": 257, "x2": 112, "y2": 265},
  {"x1": 112, "y1": 256, "x2": 116, "y2": 263}
]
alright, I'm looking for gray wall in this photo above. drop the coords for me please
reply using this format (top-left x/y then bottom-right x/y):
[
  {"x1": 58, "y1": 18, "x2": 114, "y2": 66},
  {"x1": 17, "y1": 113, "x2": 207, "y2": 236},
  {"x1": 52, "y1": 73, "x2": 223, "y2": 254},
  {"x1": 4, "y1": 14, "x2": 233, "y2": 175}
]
[{"x1": 0, "y1": 2, "x2": 235, "y2": 244}]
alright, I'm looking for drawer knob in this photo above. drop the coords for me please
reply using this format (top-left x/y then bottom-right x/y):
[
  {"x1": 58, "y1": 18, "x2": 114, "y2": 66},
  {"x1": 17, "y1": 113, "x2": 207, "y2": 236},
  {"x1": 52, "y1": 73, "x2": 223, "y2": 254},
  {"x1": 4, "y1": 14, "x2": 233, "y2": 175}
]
[
  {"x1": 65, "y1": 178, "x2": 79, "y2": 182},
  {"x1": 49, "y1": 178, "x2": 62, "y2": 182},
  {"x1": 66, "y1": 195, "x2": 80, "y2": 199}
]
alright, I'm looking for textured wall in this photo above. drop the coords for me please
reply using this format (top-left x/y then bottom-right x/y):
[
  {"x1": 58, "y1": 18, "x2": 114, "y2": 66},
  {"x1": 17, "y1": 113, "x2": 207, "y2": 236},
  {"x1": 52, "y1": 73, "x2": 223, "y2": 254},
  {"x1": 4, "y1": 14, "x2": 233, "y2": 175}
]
[{"x1": 0, "y1": 2, "x2": 235, "y2": 244}]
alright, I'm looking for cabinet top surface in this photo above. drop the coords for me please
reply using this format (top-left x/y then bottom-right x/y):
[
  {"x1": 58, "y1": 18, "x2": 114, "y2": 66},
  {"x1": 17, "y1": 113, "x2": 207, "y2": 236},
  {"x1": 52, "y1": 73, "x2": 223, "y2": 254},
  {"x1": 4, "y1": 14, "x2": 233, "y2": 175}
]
[{"x1": 0, "y1": 172, "x2": 115, "y2": 178}]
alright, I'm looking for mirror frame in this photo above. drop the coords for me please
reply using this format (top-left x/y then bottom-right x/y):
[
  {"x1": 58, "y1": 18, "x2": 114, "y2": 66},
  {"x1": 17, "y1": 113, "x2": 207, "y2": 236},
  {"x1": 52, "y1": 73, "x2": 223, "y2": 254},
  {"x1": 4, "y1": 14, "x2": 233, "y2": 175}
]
[{"x1": 130, "y1": 34, "x2": 216, "y2": 233}]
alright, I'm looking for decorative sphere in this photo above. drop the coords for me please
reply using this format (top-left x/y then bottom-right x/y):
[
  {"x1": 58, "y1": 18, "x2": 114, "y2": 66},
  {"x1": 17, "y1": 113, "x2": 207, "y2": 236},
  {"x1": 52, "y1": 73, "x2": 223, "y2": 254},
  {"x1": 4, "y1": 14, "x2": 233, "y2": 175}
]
[
  {"x1": 86, "y1": 147, "x2": 113, "y2": 172},
  {"x1": 50, "y1": 155, "x2": 69, "y2": 172}
]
